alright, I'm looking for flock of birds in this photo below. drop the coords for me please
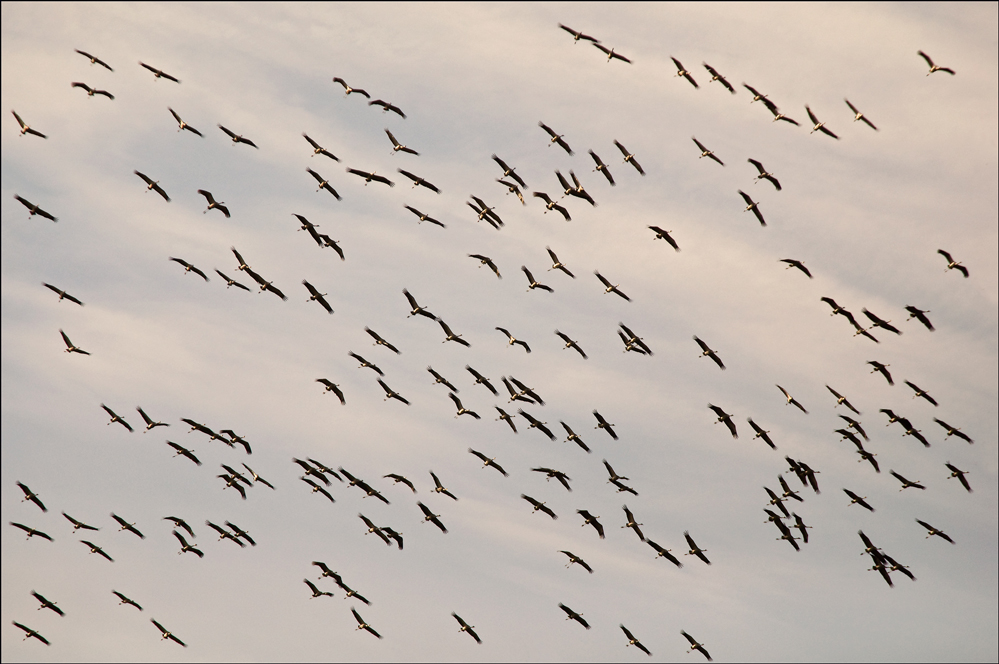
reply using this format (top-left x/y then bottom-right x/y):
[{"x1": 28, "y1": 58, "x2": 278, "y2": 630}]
[{"x1": 5, "y1": 18, "x2": 983, "y2": 661}]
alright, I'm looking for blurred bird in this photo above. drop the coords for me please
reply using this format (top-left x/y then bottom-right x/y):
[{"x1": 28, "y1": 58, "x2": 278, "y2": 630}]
[
  {"x1": 918, "y1": 50, "x2": 955, "y2": 75},
  {"x1": 218, "y1": 124, "x2": 257, "y2": 148},
  {"x1": 76, "y1": 48, "x2": 113, "y2": 70}
]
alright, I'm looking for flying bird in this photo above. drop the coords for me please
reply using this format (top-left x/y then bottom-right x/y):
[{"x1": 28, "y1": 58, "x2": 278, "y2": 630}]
[
  {"x1": 17, "y1": 482, "x2": 47, "y2": 512},
  {"x1": 778, "y1": 475, "x2": 803, "y2": 503},
  {"x1": 844, "y1": 488, "x2": 875, "y2": 512},
  {"x1": 533, "y1": 191, "x2": 571, "y2": 221},
  {"x1": 779, "y1": 259, "x2": 812, "y2": 278},
  {"x1": 937, "y1": 249, "x2": 968, "y2": 277},
  {"x1": 168, "y1": 108, "x2": 202, "y2": 136},
  {"x1": 136, "y1": 406, "x2": 169, "y2": 432},
  {"x1": 368, "y1": 99, "x2": 406, "y2": 118},
  {"x1": 684, "y1": 531, "x2": 711, "y2": 564},
  {"x1": 682, "y1": 631, "x2": 713, "y2": 661},
  {"x1": 417, "y1": 501, "x2": 448, "y2": 533},
  {"x1": 776, "y1": 385, "x2": 808, "y2": 413},
  {"x1": 346, "y1": 167, "x2": 395, "y2": 187},
  {"x1": 169, "y1": 257, "x2": 209, "y2": 282},
  {"x1": 80, "y1": 540, "x2": 113, "y2": 561},
  {"x1": 465, "y1": 365, "x2": 498, "y2": 395},
  {"x1": 904, "y1": 381, "x2": 938, "y2": 406},
  {"x1": 427, "y1": 366, "x2": 457, "y2": 391},
  {"x1": 438, "y1": 318, "x2": 470, "y2": 346},
  {"x1": 316, "y1": 379, "x2": 345, "y2": 404},
  {"x1": 594, "y1": 271, "x2": 630, "y2": 301},
  {"x1": 359, "y1": 514, "x2": 391, "y2": 545},
  {"x1": 693, "y1": 336, "x2": 725, "y2": 370},
  {"x1": 692, "y1": 137, "x2": 724, "y2": 165},
  {"x1": 451, "y1": 395, "x2": 481, "y2": 421},
  {"x1": 60, "y1": 329, "x2": 89, "y2": 355},
  {"x1": 377, "y1": 379, "x2": 409, "y2": 404},
  {"x1": 172, "y1": 530, "x2": 203, "y2": 558},
  {"x1": 163, "y1": 516, "x2": 195, "y2": 538},
  {"x1": 918, "y1": 50, "x2": 955, "y2": 75},
  {"x1": 384, "y1": 473, "x2": 416, "y2": 493},
  {"x1": 11, "y1": 522, "x2": 52, "y2": 541},
  {"x1": 430, "y1": 471, "x2": 458, "y2": 500},
  {"x1": 14, "y1": 195, "x2": 58, "y2": 221},
  {"x1": 42, "y1": 283, "x2": 83, "y2": 305},
  {"x1": 166, "y1": 441, "x2": 201, "y2": 466},
  {"x1": 805, "y1": 105, "x2": 839, "y2": 139},
  {"x1": 12, "y1": 622, "x2": 49, "y2": 645},
  {"x1": 791, "y1": 514, "x2": 812, "y2": 544},
  {"x1": 112, "y1": 591, "x2": 142, "y2": 610},
  {"x1": 398, "y1": 169, "x2": 440, "y2": 193},
  {"x1": 518, "y1": 409, "x2": 555, "y2": 440},
  {"x1": 101, "y1": 404, "x2": 134, "y2": 432},
  {"x1": 648, "y1": 540, "x2": 683, "y2": 567},
  {"x1": 451, "y1": 612, "x2": 481, "y2": 644},
  {"x1": 468, "y1": 195, "x2": 504, "y2": 227},
  {"x1": 491, "y1": 154, "x2": 527, "y2": 188},
  {"x1": 945, "y1": 463, "x2": 972, "y2": 493},
  {"x1": 532, "y1": 467, "x2": 572, "y2": 491},
  {"x1": 765, "y1": 487, "x2": 790, "y2": 518},
  {"x1": 845, "y1": 99, "x2": 878, "y2": 130},
  {"x1": 748, "y1": 158, "x2": 781, "y2": 190},
  {"x1": 862, "y1": 309, "x2": 902, "y2": 335},
  {"x1": 332, "y1": 77, "x2": 370, "y2": 97},
  {"x1": 708, "y1": 404, "x2": 738, "y2": 439},
  {"x1": 703, "y1": 63, "x2": 735, "y2": 92},
  {"x1": 496, "y1": 326, "x2": 531, "y2": 352},
  {"x1": 592, "y1": 410, "x2": 618, "y2": 440},
  {"x1": 826, "y1": 386, "x2": 860, "y2": 414},
  {"x1": 620, "y1": 624, "x2": 651, "y2": 656},
  {"x1": 151, "y1": 619, "x2": 186, "y2": 647},
  {"x1": 521, "y1": 264, "x2": 553, "y2": 293},
  {"x1": 561, "y1": 422, "x2": 590, "y2": 452},
  {"x1": 75, "y1": 48, "x2": 113, "y2": 70},
  {"x1": 588, "y1": 150, "x2": 615, "y2": 185},
  {"x1": 71, "y1": 82, "x2": 114, "y2": 99},
  {"x1": 577, "y1": 510, "x2": 605, "y2": 539},
  {"x1": 521, "y1": 494, "x2": 557, "y2": 519},
  {"x1": 306, "y1": 168, "x2": 342, "y2": 199},
  {"x1": 139, "y1": 62, "x2": 179, "y2": 82},
  {"x1": 63, "y1": 512, "x2": 98, "y2": 531},
  {"x1": 613, "y1": 139, "x2": 645, "y2": 175},
  {"x1": 647, "y1": 226, "x2": 680, "y2": 251},
  {"x1": 11, "y1": 110, "x2": 47, "y2": 138},
  {"x1": 31, "y1": 591, "x2": 64, "y2": 616},
  {"x1": 558, "y1": 23, "x2": 599, "y2": 43},
  {"x1": 594, "y1": 43, "x2": 632, "y2": 63},
  {"x1": 867, "y1": 360, "x2": 894, "y2": 385},
  {"x1": 738, "y1": 190, "x2": 766, "y2": 226},
  {"x1": 404, "y1": 206, "x2": 444, "y2": 227},
  {"x1": 539, "y1": 121, "x2": 573, "y2": 155},
  {"x1": 933, "y1": 418, "x2": 973, "y2": 444},
  {"x1": 747, "y1": 418, "x2": 776, "y2": 449},
  {"x1": 468, "y1": 254, "x2": 501, "y2": 279},
  {"x1": 301, "y1": 477, "x2": 335, "y2": 503},
  {"x1": 302, "y1": 132, "x2": 339, "y2": 160},
  {"x1": 348, "y1": 351, "x2": 383, "y2": 376},
  {"x1": 559, "y1": 550, "x2": 593, "y2": 573},
  {"x1": 916, "y1": 519, "x2": 954, "y2": 543},
  {"x1": 304, "y1": 578, "x2": 333, "y2": 599},
  {"x1": 619, "y1": 323, "x2": 653, "y2": 355},
  {"x1": 351, "y1": 608, "x2": 382, "y2": 638},
  {"x1": 890, "y1": 470, "x2": 926, "y2": 491},
  {"x1": 365, "y1": 327, "x2": 400, "y2": 354},
  {"x1": 497, "y1": 178, "x2": 525, "y2": 204},
  {"x1": 671, "y1": 57, "x2": 698, "y2": 87},
  {"x1": 554, "y1": 330, "x2": 587, "y2": 359},
  {"x1": 215, "y1": 270, "x2": 250, "y2": 291},
  {"x1": 218, "y1": 124, "x2": 258, "y2": 148},
  {"x1": 196, "y1": 189, "x2": 230, "y2": 217},
  {"x1": 559, "y1": 603, "x2": 590, "y2": 629},
  {"x1": 622, "y1": 505, "x2": 645, "y2": 541},
  {"x1": 385, "y1": 128, "x2": 418, "y2": 155},
  {"x1": 904, "y1": 306, "x2": 934, "y2": 331},
  {"x1": 302, "y1": 280, "x2": 334, "y2": 314}
]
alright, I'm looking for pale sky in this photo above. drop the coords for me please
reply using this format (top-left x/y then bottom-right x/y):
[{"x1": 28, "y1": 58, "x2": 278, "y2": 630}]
[{"x1": 2, "y1": 3, "x2": 997, "y2": 662}]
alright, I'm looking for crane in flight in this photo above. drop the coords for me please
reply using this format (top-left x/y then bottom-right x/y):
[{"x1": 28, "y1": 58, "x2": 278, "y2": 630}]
[
  {"x1": 75, "y1": 48, "x2": 113, "y2": 70},
  {"x1": 671, "y1": 57, "x2": 698, "y2": 87},
  {"x1": 918, "y1": 50, "x2": 955, "y2": 75},
  {"x1": 14, "y1": 195, "x2": 58, "y2": 221},
  {"x1": 738, "y1": 190, "x2": 766, "y2": 226},
  {"x1": 12, "y1": 110, "x2": 47, "y2": 138},
  {"x1": 140, "y1": 62, "x2": 180, "y2": 82},
  {"x1": 218, "y1": 124, "x2": 258, "y2": 148},
  {"x1": 71, "y1": 82, "x2": 114, "y2": 99},
  {"x1": 937, "y1": 249, "x2": 968, "y2": 277},
  {"x1": 703, "y1": 63, "x2": 735, "y2": 92},
  {"x1": 845, "y1": 99, "x2": 878, "y2": 130}
]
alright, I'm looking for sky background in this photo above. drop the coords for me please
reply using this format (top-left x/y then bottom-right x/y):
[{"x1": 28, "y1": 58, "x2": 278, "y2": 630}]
[{"x1": 2, "y1": 3, "x2": 997, "y2": 661}]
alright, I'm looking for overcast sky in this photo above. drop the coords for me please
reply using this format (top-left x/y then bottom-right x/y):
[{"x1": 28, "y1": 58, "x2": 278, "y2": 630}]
[{"x1": 2, "y1": 3, "x2": 997, "y2": 662}]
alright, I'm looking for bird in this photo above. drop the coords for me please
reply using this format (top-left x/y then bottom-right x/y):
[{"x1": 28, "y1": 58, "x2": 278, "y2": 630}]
[
  {"x1": 904, "y1": 380, "x2": 938, "y2": 406},
  {"x1": 172, "y1": 530, "x2": 203, "y2": 558},
  {"x1": 916, "y1": 519, "x2": 955, "y2": 543},
  {"x1": 845, "y1": 99, "x2": 878, "y2": 130},
  {"x1": 41, "y1": 283, "x2": 83, "y2": 306},
  {"x1": 703, "y1": 63, "x2": 735, "y2": 92},
  {"x1": 196, "y1": 189, "x2": 230, "y2": 217},
  {"x1": 765, "y1": 487, "x2": 791, "y2": 518},
  {"x1": 613, "y1": 139, "x2": 645, "y2": 175},
  {"x1": 619, "y1": 323, "x2": 653, "y2": 355},
  {"x1": 898, "y1": 418, "x2": 931, "y2": 447},
  {"x1": 80, "y1": 540, "x2": 113, "y2": 561},
  {"x1": 17, "y1": 482, "x2": 47, "y2": 512},
  {"x1": 621, "y1": 624, "x2": 652, "y2": 656},
  {"x1": 844, "y1": 488, "x2": 875, "y2": 512},
  {"x1": 778, "y1": 259, "x2": 812, "y2": 278},
  {"x1": 315, "y1": 379, "x2": 345, "y2": 405},
  {"x1": 63, "y1": 512, "x2": 98, "y2": 531},
  {"x1": 301, "y1": 477, "x2": 335, "y2": 503},
  {"x1": 151, "y1": 619, "x2": 186, "y2": 647},
  {"x1": 205, "y1": 520, "x2": 246, "y2": 546},
  {"x1": 346, "y1": 167, "x2": 395, "y2": 187},
  {"x1": 558, "y1": 23, "x2": 600, "y2": 43},
  {"x1": 778, "y1": 475, "x2": 803, "y2": 502},
  {"x1": 312, "y1": 562, "x2": 342, "y2": 583},
  {"x1": 560, "y1": 422, "x2": 590, "y2": 452},
  {"x1": 559, "y1": 550, "x2": 593, "y2": 573},
  {"x1": 576, "y1": 510, "x2": 605, "y2": 539},
  {"x1": 365, "y1": 327, "x2": 400, "y2": 354},
  {"x1": 426, "y1": 366, "x2": 458, "y2": 392},
  {"x1": 375, "y1": 379, "x2": 408, "y2": 405},
  {"x1": 491, "y1": 154, "x2": 527, "y2": 188},
  {"x1": 693, "y1": 336, "x2": 725, "y2": 370},
  {"x1": 805, "y1": 105, "x2": 839, "y2": 139},
  {"x1": 464, "y1": 366, "x2": 498, "y2": 396},
  {"x1": 747, "y1": 418, "x2": 776, "y2": 449},
  {"x1": 867, "y1": 360, "x2": 894, "y2": 385},
  {"x1": 533, "y1": 191, "x2": 571, "y2": 221},
  {"x1": 11, "y1": 110, "x2": 47, "y2": 138},
  {"x1": 776, "y1": 385, "x2": 808, "y2": 413},
  {"x1": 918, "y1": 50, "x2": 955, "y2": 75},
  {"x1": 139, "y1": 61, "x2": 180, "y2": 82},
  {"x1": 385, "y1": 128, "x2": 418, "y2": 155},
  {"x1": 437, "y1": 318, "x2": 470, "y2": 347},
  {"x1": 588, "y1": 150, "x2": 615, "y2": 185},
  {"x1": 945, "y1": 463, "x2": 972, "y2": 492},
  {"x1": 708, "y1": 404, "x2": 738, "y2": 439},
  {"x1": 934, "y1": 418, "x2": 973, "y2": 443},
  {"x1": 592, "y1": 410, "x2": 618, "y2": 440},
  {"x1": 163, "y1": 517, "x2": 195, "y2": 538},
  {"x1": 890, "y1": 470, "x2": 926, "y2": 491},
  {"x1": 622, "y1": 505, "x2": 645, "y2": 541},
  {"x1": 539, "y1": 121, "x2": 573, "y2": 155},
  {"x1": 75, "y1": 48, "x2": 113, "y2": 70},
  {"x1": 540, "y1": 249, "x2": 576, "y2": 281},
  {"x1": 29, "y1": 591, "x2": 63, "y2": 617},
  {"x1": 512, "y1": 376, "x2": 546, "y2": 406},
  {"x1": 217, "y1": 124, "x2": 258, "y2": 148},
  {"x1": 517, "y1": 409, "x2": 556, "y2": 441},
  {"x1": 112, "y1": 591, "x2": 142, "y2": 610},
  {"x1": 166, "y1": 441, "x2": 201, "y2": 466},
  {"x1": 359, "y1": 514, "x2": 391, "y2": 545},
  {"x1": 748, "y1": 158, "x2": 781, "y2": 190},
  {"x1": 101, "y1": 404, "x2": 134, "y2": 432},
  {"x1": 904, "y1": 306, "x2": 934, "y2": 331},
  {"x1": 838, "y1": 413, "x2": 869, "y2": 440},
  {"x1": 332, "y1": 77, "x2": 370, "y2": 97},
  {"x1": 692, "y1": 137, "x2": 724, "y2": 166},
  {"x1": 765, "y1": 101, "x2": 800, "y2": 125},
  {"x1": 826, "y1": 386, "x2": 860, "y2": 414},
  {"x1": 497, "y1": 178, "x2": 526, "y2": 204},
  {"x1": 429, "y1": 471, "x2": 458, "y2": 500},
  {"x1": 403, "y1": 206, "x2": 444, "y2": 227},
  {"x1": 862, "y1": 309, "x2": 902, "y2": 335},
  {"x1": 882, "y1": 553, "x2": 916, "y2": 582},
  {"x1": 383, "y1": 474, "x2": 416, "y2": 493},
  {"x1": 684, "y1": 531, "x2": 711, "y2": 564},
  {"x1": 71, "y1": 82, "x2": 114, "y2": 99},
  {"x1": 12, "y1": 621, "x2": 50, "y2": 645},
  {"x1": 304, "y1": 578, "x2": 334, "y2": 599},
  {"x1": 168, "y1": 257, "x2": 209, "y2": 282},
  {"x1": 57, "y1": 329, "x2": 90, "y2": 356},
  {"x1": 211, "y1": 270, "x2": 248, "y2": 292},
  {"x1": 502, "y1": 376, "x2": 536, "y2": 405},
  {"x1": 594, "y1": 271, "x2": 630, "y2": 301},
  {"x1": 451, "y1": 395, "x2": 481, "y2": 421},
  {"x1": 682, "y1": 631, "x2": 713, "y2": 661},
  {"x1": 417, "y1": 501, "x2": 448, "y2": 533},
  {"x1": 642, "y1": 227, "x2": 681, "y2": 254},
  {"x1": 468, "y1": 253, "x2": 501, "y2": 279},
  {"x1": 671, "y1": 57, "x2": 699, "y2": 87},
  {"x1": 348, "y1": 351, "x2": 384, "y2": 376},
  {"x1": 521, "y1": 494, "x2": 557, "y2": 519},
  {"x1": 593, "y1": 42, "x2": 632, "y2": 63},
  {"x1": 135, "y1": 406, "x2": 168, "y2": 432},
  {"x1": 554, "y1": 330, "x2": 587, "y2": 359},
  {"x1": 821, "y1": 296, "x2": 857, "y2": 324},
  {"x1": 14, "y1": 195, "x2": 58, "y2": 221},
  {"x1": 465, "y1": 195, "x2": 504, "y2": 228},
  {"x1": 368, "y1": 99, "x2": 405, "y2": 118},
  {"x1": 167, "y1": 108, "x2": 202, "y2": 136},
  {"x1": 11, "y1": 522, "x2": 52, "y2": 541},
  {"x1": 315, "y1": 233, "x2": 345, "y2": 259},
  {"x1": 351, "y1": 608, "x2": 382, "y2": 638},
  {"x1": 302, "y1": 132, "x2": 339, "y2": 160},
  {"x1": 611, "y1": 478, "x2": 639, "y2": 496},
  {"x1": 738, "y1": 190, "x2": 766, "y2": 226},
  {"x1": 647, "y1": 540, "x2": 683, "y2": 567},
  {"x1": 398, "y1": 169, "x2": 441, "y2": 193},
  {"x1": 563, "y1": 170, "x2": 596, "y2": 206},
  {"x1": 936, "y1": 249, "x2": 968, "y2": 277},
  {"x1": 558, "y1": 603, "x2": 590, "y2": 629},
  {"x1": 305, "y1": 168, "x2": 342, "y2": 199},
  {"x1": 531, "y1": 467, "x2": 572, "y2": 491},
  {"x1": 451, "y1": 612, "x2": 482, "y2": 644},
  {"x1": 791, "y1": 514, "x2": 812, "y2": 545},
  {"x1": 300, "y1": 280, "x2": 333, "y2": 315},
  {"x1": 496, "y1": 326, "x2": 531, "y2": 352}
]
